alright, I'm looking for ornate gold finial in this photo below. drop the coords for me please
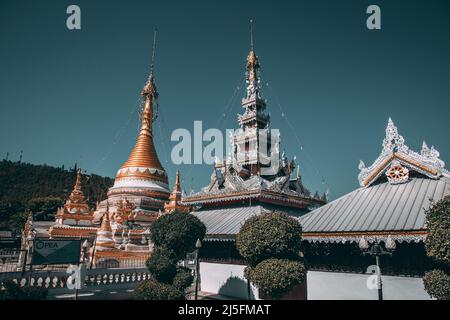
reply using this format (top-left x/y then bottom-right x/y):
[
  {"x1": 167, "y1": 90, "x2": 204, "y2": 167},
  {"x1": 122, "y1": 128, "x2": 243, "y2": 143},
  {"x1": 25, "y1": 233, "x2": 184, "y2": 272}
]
[{"x1": 246, "y1": 19, "x2": 259, "y2": 84}]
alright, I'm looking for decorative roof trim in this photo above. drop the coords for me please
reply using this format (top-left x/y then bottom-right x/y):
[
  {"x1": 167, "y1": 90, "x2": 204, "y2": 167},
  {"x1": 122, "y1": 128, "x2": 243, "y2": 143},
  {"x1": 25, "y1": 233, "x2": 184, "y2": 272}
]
[
  {"x1": 183, "y1": 188, "x2": 323, "y2": 207},
  {"x1": 302, "y1": 230, "x2": 427, "y2": 244},
  {"x1": 358, "y1": 118, "x2": 447, "y2": 187}
]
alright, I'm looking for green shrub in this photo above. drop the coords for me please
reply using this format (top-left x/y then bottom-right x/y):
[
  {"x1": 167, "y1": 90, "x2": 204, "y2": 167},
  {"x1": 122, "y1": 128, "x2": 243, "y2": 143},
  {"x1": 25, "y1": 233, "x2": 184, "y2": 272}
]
[
  {"x1": 423, "y1": 270, "x2": 450, "y2": 300},
  {"x1": 146, "y1": 247, "x2": 177, "y2": 283},
  {"x1": 245, "y1": 258, "x2": 306, "y2": 300},
  {"x1": 236, "y1": 212, "x2": 302, "y2": 266},
  {"x1": 133, "y1": 279, "x2": 185, "y2": 300},
  {"x1": 0, "y1": 280, "x2": 48, "y2": 300},
  {"x1": 172, "y1": 267, "x2": 194, "y2": 291},
  {"x1": 150, "y1": 212, "x2": 206, "y2": 260},
  {"x1": 425, "y1": 196, "x2": 450, "y2": 264}
]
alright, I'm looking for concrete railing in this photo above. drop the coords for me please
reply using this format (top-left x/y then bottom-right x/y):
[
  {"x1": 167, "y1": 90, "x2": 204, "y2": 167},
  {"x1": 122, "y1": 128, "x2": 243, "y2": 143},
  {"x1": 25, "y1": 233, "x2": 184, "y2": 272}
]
[{"x1": 0, "y1": 267, "x2": 150, "y2": 291}]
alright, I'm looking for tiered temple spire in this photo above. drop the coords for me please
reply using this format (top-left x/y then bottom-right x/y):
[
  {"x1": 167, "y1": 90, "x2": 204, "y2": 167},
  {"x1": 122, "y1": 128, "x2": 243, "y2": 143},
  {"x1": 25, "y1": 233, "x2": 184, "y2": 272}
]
[
  {"x1": 68, "y1": 169, "x2": 86, "y2": 204},
  {"x1": 230, "y1": 20, "x2": 273, "y2": 176},
  {"x1": 164, "y1": 170, "x2": 190, "y2": 213},
  {"x1": 54, "y1": 169, "x2": 93, "y2": 226},
  {"x1": 95, "y1": 203, "x2": 115, "y2": 251}
]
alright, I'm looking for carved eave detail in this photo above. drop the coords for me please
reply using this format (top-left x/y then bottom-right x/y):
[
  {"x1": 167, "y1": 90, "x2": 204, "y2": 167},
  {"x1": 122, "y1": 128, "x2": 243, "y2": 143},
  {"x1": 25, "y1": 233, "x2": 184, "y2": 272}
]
[{"x1": 358, "y1": 118, "x2": 449, "y2": 187}]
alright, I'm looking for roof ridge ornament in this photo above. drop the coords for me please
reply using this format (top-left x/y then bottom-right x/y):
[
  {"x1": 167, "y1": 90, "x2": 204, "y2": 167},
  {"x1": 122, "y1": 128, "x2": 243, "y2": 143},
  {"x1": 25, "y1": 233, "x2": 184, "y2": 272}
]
[
  {"x1": 382, "y1": 117, "x2": 408, "y2": 154},
  {"x1": 358, "y1": 118, "x2": 448, "y2": 187}
]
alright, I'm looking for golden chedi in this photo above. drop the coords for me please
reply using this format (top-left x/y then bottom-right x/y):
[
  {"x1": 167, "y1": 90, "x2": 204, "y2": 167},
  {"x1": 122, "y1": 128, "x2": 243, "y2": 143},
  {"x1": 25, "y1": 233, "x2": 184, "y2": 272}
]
[{"x1": 94, "y1": 71, "x2": 170, "y2": 226}]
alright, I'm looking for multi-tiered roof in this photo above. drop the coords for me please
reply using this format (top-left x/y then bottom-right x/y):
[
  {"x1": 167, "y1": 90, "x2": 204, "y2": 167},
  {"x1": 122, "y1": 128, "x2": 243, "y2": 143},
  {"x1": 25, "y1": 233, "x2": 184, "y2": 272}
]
[{"x1": 184, "y1": 25, "x2": 326, "y2": 240}]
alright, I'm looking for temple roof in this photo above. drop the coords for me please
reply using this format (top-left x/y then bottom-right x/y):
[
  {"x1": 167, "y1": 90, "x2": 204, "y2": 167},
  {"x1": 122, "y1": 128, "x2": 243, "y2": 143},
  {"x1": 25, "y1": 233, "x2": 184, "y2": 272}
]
[
  {"x1": 192, "y1": 205, "x2": 265, "y2": 240},
  {"x1": 192, "y1": 204, "x2": 309, "y2": 241},
  {"x1": 183, "y1": 165, "x2": 325, "y2": 209},
  {"x1": 299, "y1": 177, "x2": 450, "y2": 243},
  {"x1": 299, "y1": 118, "x2": 450, "y2": 244}
]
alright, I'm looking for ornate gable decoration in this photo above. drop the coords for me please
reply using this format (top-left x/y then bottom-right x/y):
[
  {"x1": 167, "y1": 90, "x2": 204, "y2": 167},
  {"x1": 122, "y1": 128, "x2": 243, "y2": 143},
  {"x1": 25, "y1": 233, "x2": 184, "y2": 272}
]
[{"x1": 358, "y1": 118, "x2": 448, "y2": 187}]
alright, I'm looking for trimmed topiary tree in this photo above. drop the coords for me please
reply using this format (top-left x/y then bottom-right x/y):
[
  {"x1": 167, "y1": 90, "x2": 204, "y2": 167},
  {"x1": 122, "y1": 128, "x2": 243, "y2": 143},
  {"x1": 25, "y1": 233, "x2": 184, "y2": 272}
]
[
  {"x1": 134, "y1": 212, "x2": 206, "y2": 300},
  {"x1": 145, "y1": 247, "x2": 178, "y2": 283},
  {"x1": 423, "y1": 196, "x2": 450, "y2": 300},
  {"x1": 134, "y1": 279, "x2": 185, "y2": 300},
  {"x1": 423, "y1": 269, "x2": 450, "y2": 300},
  {"x1": 236, "y1": 211, "x2": 302, "y2": 266},
  {"x1": 150, "y1": 212, "x2": 206, "y2": 260},
  {"x1": 245, "y1": 258, "x2": 306, "y2": 300},
  {"x1": 425, "y1": 196, "x2": 450, "y2": 264},
  {"x1": 236, "y1": 211, "x2": 306, "y2": 300},
  {"x1": 172, "y1": 267, "x2": 195, "y2": 292}
]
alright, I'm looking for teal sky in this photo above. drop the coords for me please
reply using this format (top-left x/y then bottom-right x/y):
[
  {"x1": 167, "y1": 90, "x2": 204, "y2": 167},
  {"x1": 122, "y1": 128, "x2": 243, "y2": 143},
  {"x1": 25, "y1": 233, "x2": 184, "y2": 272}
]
[{"x1": 1, "y1": 0, "x2": 449, "y2": 200}]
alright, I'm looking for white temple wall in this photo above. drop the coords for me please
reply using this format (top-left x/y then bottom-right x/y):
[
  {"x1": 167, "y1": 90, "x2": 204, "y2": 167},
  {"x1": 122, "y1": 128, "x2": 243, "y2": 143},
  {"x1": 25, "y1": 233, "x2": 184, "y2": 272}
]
[
  {"x1": 307, "y1": 271, "x2": 431, "y2": 300},
  {"x1": 199, "y1": 262, "x2": 260, "y2": 299},
  {"x1": 199, "y1": 262, "x2": 432, "y2": 300}
]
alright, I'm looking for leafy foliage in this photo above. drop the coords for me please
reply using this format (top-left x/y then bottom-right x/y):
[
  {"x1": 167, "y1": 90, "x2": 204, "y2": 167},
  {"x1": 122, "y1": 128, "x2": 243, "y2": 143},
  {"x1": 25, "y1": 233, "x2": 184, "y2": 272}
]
[
  {"x1": 425, "y1": 196, "x2": 450, "y2": 264},
  {"x1": 172, "y1": 267, "x2": 194, "y2": 291},
  {"x1": 423, "y1": 270, "x2": 450, "y2": 300},
  {"x1": 423, "y1": 196, "x2": 450, "y2": 300},
  {"x1": 133, "y1": 279, "x2": 185, "y2": 300},
  {"x1": 236, "y1": 211, "x2": 303, "y2": 266},
  {"x1": 138, "y1": 212, "x2": 205, "y2": 300},
  {"x1": 150, "y1": 212, "x2": 206, "y2": 260},
  {"x1": 245, "y1": 259, "x2": 306, "y2": 300},
  {"x1": 236, "y1": 211, "x2": 306, "y2": 299},
  {"x1": 145, "y1": 247, "x2": 178, "y2": 283},
  {"x1": 0, "y1": 280, "x2": 48, "y2": 300}
]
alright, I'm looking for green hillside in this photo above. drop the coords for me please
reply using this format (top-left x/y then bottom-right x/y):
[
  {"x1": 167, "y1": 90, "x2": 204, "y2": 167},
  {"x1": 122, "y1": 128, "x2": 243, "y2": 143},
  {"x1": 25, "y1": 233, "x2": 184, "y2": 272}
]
[{"x1": 0, "y1": 160, "x2": 113, "y2": 234}]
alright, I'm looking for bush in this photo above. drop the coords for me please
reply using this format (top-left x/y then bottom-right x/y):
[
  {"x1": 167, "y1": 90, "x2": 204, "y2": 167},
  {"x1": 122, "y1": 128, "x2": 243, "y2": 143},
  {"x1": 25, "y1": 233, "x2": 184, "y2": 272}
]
[
  {"x1": 245, "y1": 258, "x2": 306, "y2": 300},
  {"x1": 146, "y1": 247, "x2": 177, "y2": 283},
  {"x1": 236, "y1": 212, "x2": 302, "y2": 266},
  {"x1": 133, "y1": 280, "x2": 185, "y2": 300},
  {"x1": 425, "y1": 196, "x2": 450, "y2": 264},
  {"x1": 0, "y1": 280, "x2": 48, "y2": 300},
  {"x1": 423, "y1": 270, "x2": 450, "y2": 300},
  {"x1": 172, "y1": 267, "x2": 194, "y2": 291},
  {"x1": 150, "y1": 212, "x2": 206, "y2": 260}
]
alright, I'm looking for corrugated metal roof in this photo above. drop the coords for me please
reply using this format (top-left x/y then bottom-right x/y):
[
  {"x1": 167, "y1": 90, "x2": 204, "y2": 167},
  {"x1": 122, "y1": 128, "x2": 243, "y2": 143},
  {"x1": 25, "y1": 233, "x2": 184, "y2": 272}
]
[
  {"x1": 192, "y1": 206, "x2": 265, "y2": 239},
  {"x1": 299, "y1": 177, "x2": 450, "y2": 234}
]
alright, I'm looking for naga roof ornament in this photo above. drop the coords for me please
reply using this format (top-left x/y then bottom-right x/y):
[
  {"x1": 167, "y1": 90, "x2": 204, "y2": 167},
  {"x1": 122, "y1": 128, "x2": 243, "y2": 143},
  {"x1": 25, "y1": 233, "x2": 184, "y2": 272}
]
[{"x1": 358, "y1": 118, "x2": 449, "y2": 187}]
